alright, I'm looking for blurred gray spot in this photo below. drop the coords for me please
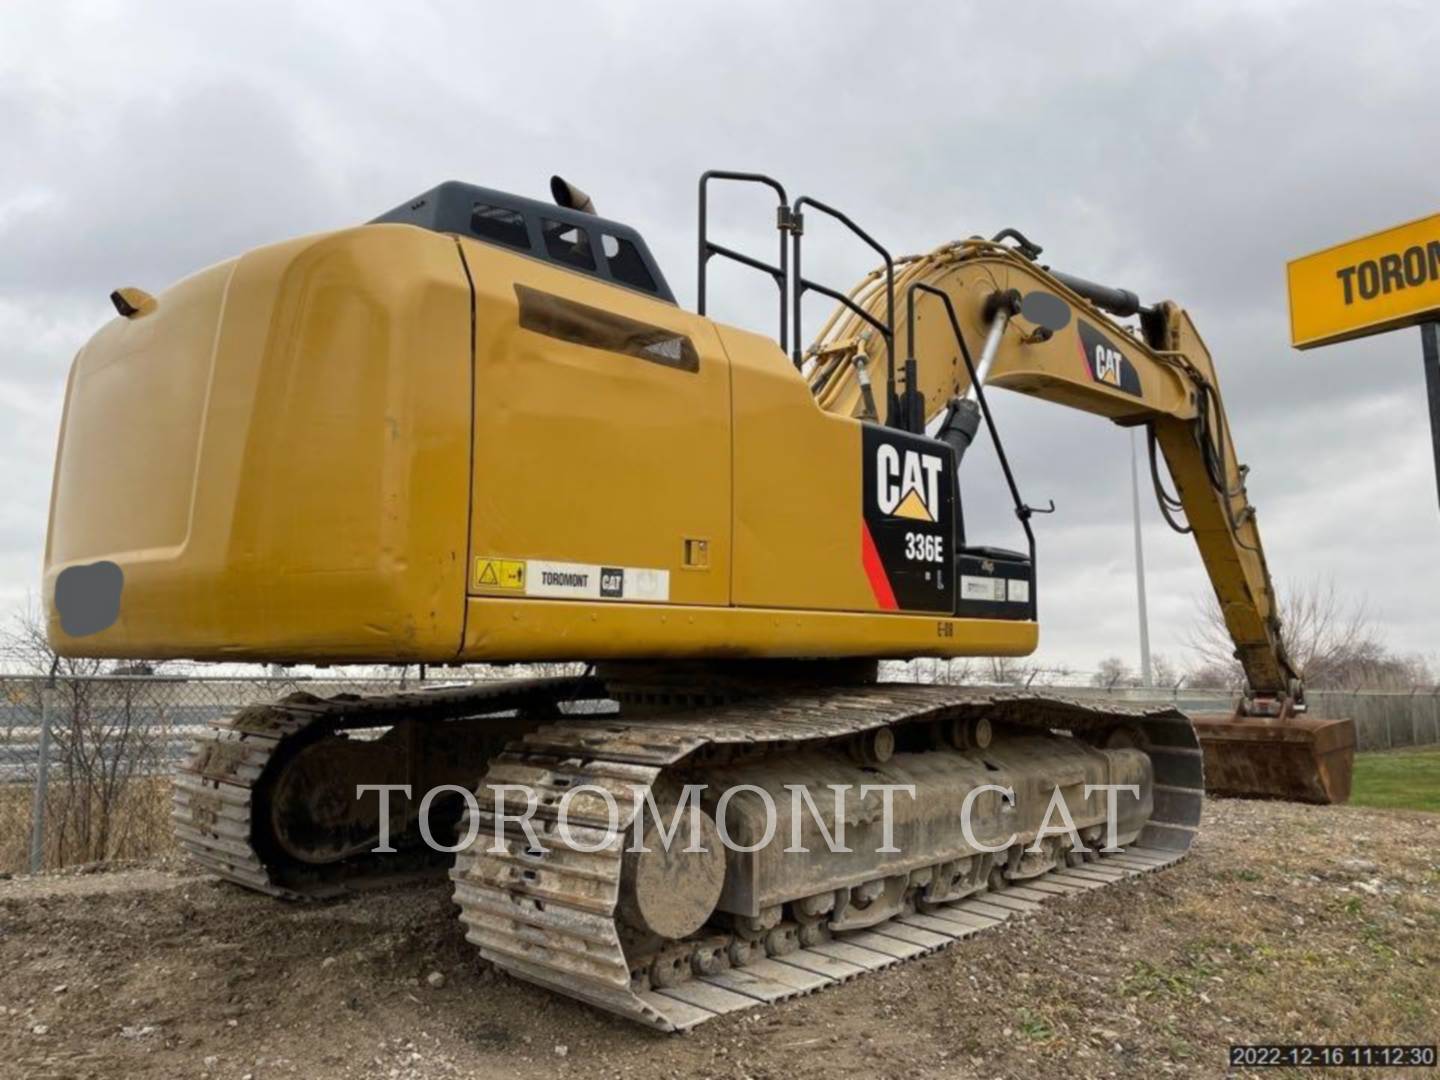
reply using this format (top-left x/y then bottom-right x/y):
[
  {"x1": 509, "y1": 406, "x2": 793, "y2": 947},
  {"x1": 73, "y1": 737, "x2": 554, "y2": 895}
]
[
  {"x1": 1020, "y1": 290, "x2": 1071, "y2": 332},
  {"x1": 55, "y1": 561, "x2": 124, "y2": 636}
]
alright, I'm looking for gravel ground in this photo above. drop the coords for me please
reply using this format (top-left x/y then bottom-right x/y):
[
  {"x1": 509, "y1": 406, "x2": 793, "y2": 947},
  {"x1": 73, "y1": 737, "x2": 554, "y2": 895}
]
[{"x1": 0, "y1": 798, "x2": 1436, "y2": 1080}]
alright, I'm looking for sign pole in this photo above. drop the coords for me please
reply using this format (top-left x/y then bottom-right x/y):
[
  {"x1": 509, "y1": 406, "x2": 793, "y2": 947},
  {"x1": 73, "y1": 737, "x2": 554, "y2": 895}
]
[{"x1": 1423, "y1": 322, "x2": 1440, "y2": 514}]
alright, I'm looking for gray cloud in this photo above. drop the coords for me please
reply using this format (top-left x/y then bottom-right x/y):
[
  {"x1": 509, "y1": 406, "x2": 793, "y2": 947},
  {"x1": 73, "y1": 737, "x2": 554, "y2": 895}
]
[{"x1": 3, "y1": 0, "x2": 1437, "y2": 673}]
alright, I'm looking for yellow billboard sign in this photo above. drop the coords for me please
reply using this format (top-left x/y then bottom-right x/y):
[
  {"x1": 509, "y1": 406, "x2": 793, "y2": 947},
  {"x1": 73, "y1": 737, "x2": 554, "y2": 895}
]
[{"x1": 1287, "y1": 213, "x2": 1440, "y2": 349}]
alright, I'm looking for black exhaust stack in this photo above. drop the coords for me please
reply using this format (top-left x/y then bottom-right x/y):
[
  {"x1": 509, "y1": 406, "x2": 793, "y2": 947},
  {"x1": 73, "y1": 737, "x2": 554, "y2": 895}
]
[{"x1": 550, "y1": 176, "x2": 596, "y2": 215}]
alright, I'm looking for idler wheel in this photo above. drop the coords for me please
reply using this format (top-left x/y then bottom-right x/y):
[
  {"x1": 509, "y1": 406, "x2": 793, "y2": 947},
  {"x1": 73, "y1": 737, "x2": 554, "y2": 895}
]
[{"x1": 619, "y1": 807, "x2": 725, "y2": 940}]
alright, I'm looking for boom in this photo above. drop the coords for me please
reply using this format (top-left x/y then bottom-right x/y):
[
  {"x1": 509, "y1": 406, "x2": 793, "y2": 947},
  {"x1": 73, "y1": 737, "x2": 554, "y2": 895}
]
[{"x1": 809, "y1": 238, "x2": 1301, "y2": 708}]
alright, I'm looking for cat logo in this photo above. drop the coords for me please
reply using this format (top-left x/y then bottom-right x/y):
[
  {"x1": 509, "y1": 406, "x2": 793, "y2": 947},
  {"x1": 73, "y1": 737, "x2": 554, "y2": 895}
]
[
  {"x1": 861, "y1": 426, "x2": 955, "y2": 613},
  {"x1": 1077, "y1": 320, "x2": 1143, "y2": 397},
  {"x1": 599, "y1": 567, "x2": 624, "y2": 598},
  {"x1": 876, "y1": 444, "x2": 944, "y2": 522},
  {"x1": 1092, "y1": 342, "x2": 1123, "y2": 384}
]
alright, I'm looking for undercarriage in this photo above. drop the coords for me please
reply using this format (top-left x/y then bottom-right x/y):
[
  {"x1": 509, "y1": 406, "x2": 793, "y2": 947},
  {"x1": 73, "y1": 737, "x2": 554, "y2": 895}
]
[{"x1": 174, "y1": 674, "x2": 1202, "y2": 1030}]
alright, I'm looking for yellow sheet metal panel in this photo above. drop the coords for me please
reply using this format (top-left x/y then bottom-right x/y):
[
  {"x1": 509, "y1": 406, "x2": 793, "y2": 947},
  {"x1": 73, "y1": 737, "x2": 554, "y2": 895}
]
[
  {"x1": 1287, "y1": 213, "x2": 1440, "y2": 348},
  {"x1": 461, "y1": 237, "x2": 732, "y2": 608},
  {"x1": 460, "y1": 597, "x2": 1037, "y2": 661},
  {"x1": 724, "y1": 324, "x2": 877, "y2": 612},
  {"x1": 45, "y1": 224, "x2": 473, "y2": 661},
  {"x1": 47, "y1": 261, "x2": 232, "y2": 567}
]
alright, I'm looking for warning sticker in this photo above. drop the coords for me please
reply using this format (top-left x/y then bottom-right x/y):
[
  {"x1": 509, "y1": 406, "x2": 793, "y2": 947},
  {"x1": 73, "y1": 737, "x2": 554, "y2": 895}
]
[
  {"x1": 960, "y1": 575, "x2": 1005, "y2": 602},
  {"x1": 473, "y1": 557, "x2": 669, "y2": 603},
  {"x1": 473, "y1": 558, "x2": 526, "y2": 592}
]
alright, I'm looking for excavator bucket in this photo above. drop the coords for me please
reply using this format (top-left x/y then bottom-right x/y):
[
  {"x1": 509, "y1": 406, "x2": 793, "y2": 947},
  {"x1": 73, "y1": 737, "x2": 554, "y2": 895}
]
[{"x1": 1190, "y1": 713, "x2": 1356, "y2": 804}]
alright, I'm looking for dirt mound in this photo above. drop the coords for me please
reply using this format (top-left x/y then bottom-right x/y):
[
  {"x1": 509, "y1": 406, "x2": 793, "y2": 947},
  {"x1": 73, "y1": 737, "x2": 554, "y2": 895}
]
[{"x1": 1, "y1": 799, "x2": 1436, "y2": 1079}]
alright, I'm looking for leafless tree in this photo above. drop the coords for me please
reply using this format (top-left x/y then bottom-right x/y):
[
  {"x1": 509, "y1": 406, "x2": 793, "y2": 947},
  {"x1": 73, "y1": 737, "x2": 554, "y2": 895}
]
[
  {"x1": 889, "y1": 657, "x2": 1082, "y2": 689},
  {"x1": 1150, "y1": 653, "x2": 1184, "y2": 689},
  {"x1": 981, "y1": 656, "x2": 1020, "y2": 684},
  {"x1": 917, "y1": 657, "x2": 977, "y2": 685},
  {"x1": 1091, "y1": 656, "x2": 1139, "y2": 689},
  {"x1": 1186, "y1": 577, "x2": 1431, "y2": 690},
  {"x1": 1184, "y1": 657, "x2": 1246, "y2": 690},
  {"x1": 5, "y1": 597, "x2": 106, "y2": 681},
  {"x1": 4, "y1": 599, "x2": 173, "y2": 865}
]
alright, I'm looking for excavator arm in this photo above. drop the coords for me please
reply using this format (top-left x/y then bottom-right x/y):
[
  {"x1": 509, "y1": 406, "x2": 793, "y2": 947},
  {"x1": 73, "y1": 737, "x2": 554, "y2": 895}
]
[{"x1": 809, "y1": 236, "x2": 1353, "y2": 801}]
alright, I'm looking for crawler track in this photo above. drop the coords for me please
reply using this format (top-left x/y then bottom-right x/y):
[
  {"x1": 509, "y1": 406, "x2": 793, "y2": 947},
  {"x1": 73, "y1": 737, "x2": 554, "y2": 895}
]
[
  {"x1": 451, "y1": 684, "x2": 1203, "y2": 1031},
  {"x1": 172, "y1": 676, "x2": 607, "y2": 898}
]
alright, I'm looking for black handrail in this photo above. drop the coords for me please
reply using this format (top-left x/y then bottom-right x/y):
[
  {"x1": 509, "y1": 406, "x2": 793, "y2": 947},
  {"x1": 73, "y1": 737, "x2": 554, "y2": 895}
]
[
  {"x1": 907, "y1": 281, "x2": 1040, "y2": 620},
  {"x1": 790, "y1": 196, "x2": 896, "y2": 422},
  {"x1": 697, "y1": 171, "x2": 791, "y2": 355}
]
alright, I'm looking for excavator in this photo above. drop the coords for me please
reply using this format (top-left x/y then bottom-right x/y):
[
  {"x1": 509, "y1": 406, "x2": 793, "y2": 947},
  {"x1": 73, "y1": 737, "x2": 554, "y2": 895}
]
[{"x1": 43, "y1": 170, "x2": 1354, "y2": 1030}]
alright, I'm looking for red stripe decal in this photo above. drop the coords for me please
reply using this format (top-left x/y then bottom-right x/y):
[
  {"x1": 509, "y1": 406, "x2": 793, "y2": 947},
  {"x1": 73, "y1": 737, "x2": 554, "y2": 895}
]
[{"x1": 861, "y1": 521, "x2": 898, "y2": 610}]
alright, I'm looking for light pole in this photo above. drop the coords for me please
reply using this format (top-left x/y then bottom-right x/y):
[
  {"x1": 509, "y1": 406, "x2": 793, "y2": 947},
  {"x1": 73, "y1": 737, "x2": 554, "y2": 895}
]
[{"x1": 1130, "y1": 428, "x2": 1153, "y2": 686}]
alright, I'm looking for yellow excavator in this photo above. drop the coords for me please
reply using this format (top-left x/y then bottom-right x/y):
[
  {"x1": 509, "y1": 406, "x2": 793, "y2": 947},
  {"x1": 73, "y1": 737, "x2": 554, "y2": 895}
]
[{"x1": 43, "y1": 171, "x2": 1353, "y2": 1030}]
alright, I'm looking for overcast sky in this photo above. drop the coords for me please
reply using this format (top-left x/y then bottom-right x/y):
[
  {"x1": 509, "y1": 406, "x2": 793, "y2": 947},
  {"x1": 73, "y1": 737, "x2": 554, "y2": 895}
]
[{"x1": 4, "y1": 1, "x2": 1438, "y2": 676}]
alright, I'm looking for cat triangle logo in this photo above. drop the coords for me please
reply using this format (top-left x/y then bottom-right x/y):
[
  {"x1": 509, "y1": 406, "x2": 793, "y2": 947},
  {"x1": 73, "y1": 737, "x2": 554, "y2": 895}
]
[
  {"x1": 893, "y1": 487, "x2": 935, "y2": 522},
  {"x1": 876, "y1": 444, "x2": 943, "y2": 522}
]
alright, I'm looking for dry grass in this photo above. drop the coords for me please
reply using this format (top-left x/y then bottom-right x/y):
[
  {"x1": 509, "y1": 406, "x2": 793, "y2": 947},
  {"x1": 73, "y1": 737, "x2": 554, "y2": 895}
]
[{"x1": 0, "y1": 774, "x2": 176, "y2": 875}]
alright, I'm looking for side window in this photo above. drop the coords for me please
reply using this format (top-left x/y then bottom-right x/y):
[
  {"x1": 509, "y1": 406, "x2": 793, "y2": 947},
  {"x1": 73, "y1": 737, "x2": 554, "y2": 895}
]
[
  {"x1": 541, "y1": 218, "x2": 595, "y2": 270},
  {"x1": 471, "y1": 203, "x2": 530, "y2": 250},
  {"x1": 602, "y1": 234, "x2": 658, "y2": 294}
]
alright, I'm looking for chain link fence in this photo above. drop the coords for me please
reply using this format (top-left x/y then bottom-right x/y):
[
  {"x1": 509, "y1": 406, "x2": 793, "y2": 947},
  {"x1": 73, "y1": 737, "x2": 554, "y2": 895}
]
[
  {"x1": 2, "y1": 668, "x2": 1438, "y2": 877},
  {"x1": 0, "y1": 674, "x2": 428, "y2": 875}
]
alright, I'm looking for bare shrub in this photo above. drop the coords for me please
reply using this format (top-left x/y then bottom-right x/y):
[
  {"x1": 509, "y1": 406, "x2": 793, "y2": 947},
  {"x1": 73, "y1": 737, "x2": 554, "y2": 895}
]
[
  {"x1": 1150, "y1": 653, "x2": 1185, "y2": 689},
  {"x1": 1186, "y1": 577, "x2": 1431, "y2": 690},
  {"x1": 1091, "y1": 656, "x2": 1139, "y2": 689},
  {"x1": 2, "y1": 601, "x2": 175, "y2": 869}
]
